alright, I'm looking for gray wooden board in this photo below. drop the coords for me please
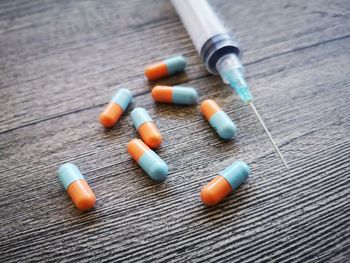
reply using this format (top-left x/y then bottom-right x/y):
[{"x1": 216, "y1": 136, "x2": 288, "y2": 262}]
[{"x1": 0, "y1": 0, "x2": 349, "y2": 262}]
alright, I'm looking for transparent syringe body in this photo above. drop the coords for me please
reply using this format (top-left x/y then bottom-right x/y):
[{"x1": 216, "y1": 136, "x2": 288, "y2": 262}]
[{"x1": 171, "y1": 0, "x2": 227, "y2": 53}]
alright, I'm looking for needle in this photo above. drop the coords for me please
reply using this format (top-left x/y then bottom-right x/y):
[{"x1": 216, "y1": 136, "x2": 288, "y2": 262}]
[
  {"x1": 249, "y1": 102, "x2": 290, "y2": 170},
  {"x1": 216, "y1": 59, "x2": 290, "y2": 170}
]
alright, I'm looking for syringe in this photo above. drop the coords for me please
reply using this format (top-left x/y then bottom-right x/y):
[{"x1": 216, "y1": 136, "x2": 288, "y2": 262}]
[{"x1": 171, "y1": 0, "x2": 289, "y2": 170}]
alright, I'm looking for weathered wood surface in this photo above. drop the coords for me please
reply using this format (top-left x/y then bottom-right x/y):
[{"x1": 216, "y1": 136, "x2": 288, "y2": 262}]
[{"x1": 0, "y1": 0, "x2": 349, "y2": 262}]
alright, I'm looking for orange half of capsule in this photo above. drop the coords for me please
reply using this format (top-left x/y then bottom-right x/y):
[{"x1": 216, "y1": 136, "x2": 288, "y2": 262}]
[
  {"x1": 138, "y1": 122, "x2": 162, "y2": 149},
  {"x1": 67, "y1": 179, "x2": 96, "y2": 211},
  {"x1": 127, "y1": 139, "x2": 149, "y2": 161},
  {"x1": 99, "y1": 102, "x2": 123, "y2": 128},
  {"x1": 200, "y1": 176, "x2": 233, "y2": 206},
  {"x1": 200, "y1": 99, "x2": 222, "y2": 120},
  {"x1": 151, "y1": 85, "x2": 173, "y2": 103},
  {"x1": 144, "y1": 62, "x2": 169, "y2": 81}
]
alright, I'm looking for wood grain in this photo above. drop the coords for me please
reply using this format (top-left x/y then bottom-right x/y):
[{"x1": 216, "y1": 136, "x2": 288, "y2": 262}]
[{"x1": 0, "y1": 0, "x2": 349, "y2": 262}]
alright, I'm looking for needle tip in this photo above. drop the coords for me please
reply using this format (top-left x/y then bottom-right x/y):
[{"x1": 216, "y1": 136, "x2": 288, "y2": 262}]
[
  {"x1": 282, "y1": 158, "x2": 290, "y2": 171},
  {"x1": 248, "y1": 102, "x2": 290, "y2": 171}
]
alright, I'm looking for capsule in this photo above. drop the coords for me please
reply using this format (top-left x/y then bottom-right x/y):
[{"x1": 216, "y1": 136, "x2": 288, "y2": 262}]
[
  {"x1": 200, "y1": 99, "x2": 236, "y2": 140},
  {"x1": 57, "y1": 163, "x2": 96, "y2": 211},
  {"x1": 131, "y1": 107, "x2": 162, "y2": 148},
  {"x1": 128, "y1": 139, "x2": 168, "y2": 181},
  {"x1": 151, "y1": 85, "x2": 199, "y2": 105},
  {"x1": 201, "y1": 160, "x2": 250, "y2": 206},
  {"x1": 144, "y1": 55, "x2": 187, "y2": 81},
  {"x1": 99, "y1": 88, "x2": 132, "y2": 128}
]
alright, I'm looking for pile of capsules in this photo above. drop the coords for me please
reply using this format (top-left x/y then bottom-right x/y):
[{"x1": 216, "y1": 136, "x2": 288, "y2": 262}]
[{"x1": 57, "y1": 55, "x2": 251, "y2": 212}]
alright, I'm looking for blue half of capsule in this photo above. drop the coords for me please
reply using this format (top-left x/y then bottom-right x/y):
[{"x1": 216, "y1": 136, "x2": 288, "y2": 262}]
[{"x1": 219, "y1": 160, "x2": 251, "y2": 190}]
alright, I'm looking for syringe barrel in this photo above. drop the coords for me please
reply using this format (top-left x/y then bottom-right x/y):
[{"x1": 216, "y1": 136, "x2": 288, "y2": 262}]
[
  {"x1": 171, "y1": 0, "x2": 240, "y2": 74},
  {"x1": 171, "y1": 0, "x2": 227, "y2": 52}
]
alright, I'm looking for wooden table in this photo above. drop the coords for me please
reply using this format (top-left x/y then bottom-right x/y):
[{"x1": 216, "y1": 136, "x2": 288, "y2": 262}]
[{"x1": 1, "y1": 0, "x2": 349, "y2": 262}]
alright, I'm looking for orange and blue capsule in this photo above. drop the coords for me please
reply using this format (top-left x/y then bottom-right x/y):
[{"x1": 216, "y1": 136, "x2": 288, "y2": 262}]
[
  {"x1": 200, "y1": 99, "x2": 236, "y2": 140},
  {"x1": 99, "y1": 88, "x2": 132, "y2": 128},
  {"x1": 131, "y1": 107, "x2": 162, "y2": 149},
  {"x1": 127, "y1": 139, "x2": 168, "y2": 182},
  {"x1": 144, "y1": 55, "x2": 187, "y2": 81},
  {"x1": 58, "y1": 163, "x2": 96, "y2": 211},
  {"x1": 151, "y1": 85, "x2": 199, "y2": 105},
  {"x1": 201, "y1": 160, "x2": 250, "y2": 206}
]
